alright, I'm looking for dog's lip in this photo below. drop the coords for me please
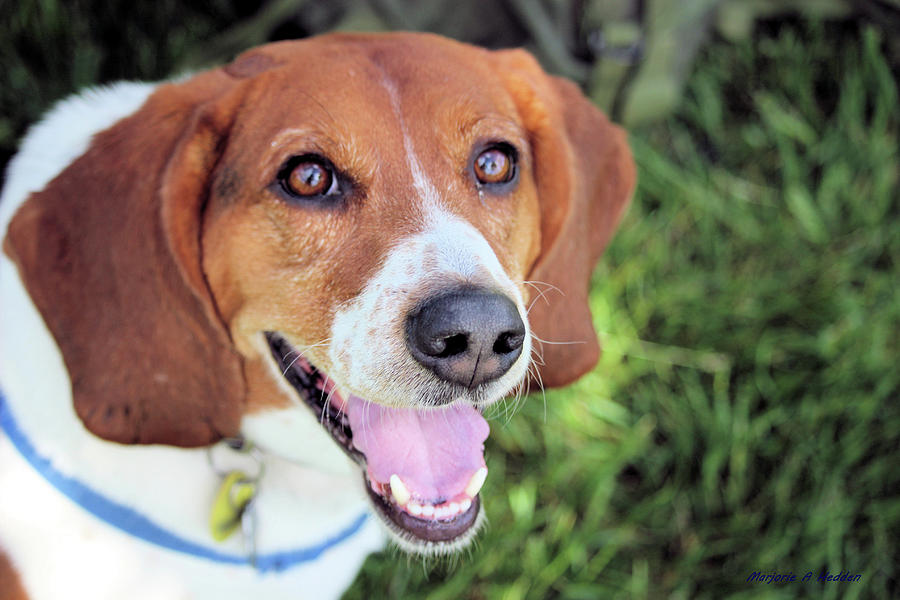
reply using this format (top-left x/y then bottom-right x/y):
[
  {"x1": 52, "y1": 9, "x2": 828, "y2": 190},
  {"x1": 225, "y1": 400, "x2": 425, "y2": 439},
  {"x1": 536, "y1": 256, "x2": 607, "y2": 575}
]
[
  {"x1": 264, "y1": 332, "x2": 360, "y2": 462},
  {"x1": 264, "y1": 331, "x2": 486, "y2": 546},
  {"x1": 364, "y1": 476, "x2": 481, "y2": 542}
]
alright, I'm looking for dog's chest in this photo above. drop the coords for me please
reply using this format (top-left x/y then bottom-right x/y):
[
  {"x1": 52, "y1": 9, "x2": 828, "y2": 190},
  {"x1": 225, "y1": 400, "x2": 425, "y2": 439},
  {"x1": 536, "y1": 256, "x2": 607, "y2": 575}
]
[{"x1": 0, "y1": 430, "x2": 384, "y2": 600}]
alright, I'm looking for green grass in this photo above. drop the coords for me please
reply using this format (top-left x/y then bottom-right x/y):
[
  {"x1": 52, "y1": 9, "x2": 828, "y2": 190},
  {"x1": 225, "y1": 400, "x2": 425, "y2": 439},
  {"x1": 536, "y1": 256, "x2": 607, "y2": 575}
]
[
  {"x1": 1, "y1": 5, "x2": 896, "y2": 598},
  {"x1": 345, "y1": 22, "x2": 899, "y2": 600}
]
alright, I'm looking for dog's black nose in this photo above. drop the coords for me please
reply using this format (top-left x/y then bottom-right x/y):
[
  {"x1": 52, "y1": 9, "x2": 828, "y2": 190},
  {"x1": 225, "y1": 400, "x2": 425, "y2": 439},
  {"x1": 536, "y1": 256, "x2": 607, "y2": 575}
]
[{"x1": 406, "y1": 289, "x2": 525, "y2": 389}]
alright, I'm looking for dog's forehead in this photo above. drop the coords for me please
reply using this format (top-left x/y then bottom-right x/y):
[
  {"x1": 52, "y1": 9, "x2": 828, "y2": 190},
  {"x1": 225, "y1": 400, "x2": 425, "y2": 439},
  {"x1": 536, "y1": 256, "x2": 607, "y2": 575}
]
[
  {"x1": 227, "y1": 35, "x2": 522, "y2": 152},
  {"x1": 244, "y1": 33, "x2": 504, "y2": 89}
]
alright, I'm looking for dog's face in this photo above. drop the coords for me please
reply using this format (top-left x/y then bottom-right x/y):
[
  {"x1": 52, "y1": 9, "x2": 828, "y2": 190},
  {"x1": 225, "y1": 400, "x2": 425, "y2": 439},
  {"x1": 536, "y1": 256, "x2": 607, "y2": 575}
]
[
  {"x1": 201, "y1": 36, "x2": 541, "y2": 405},
  {"x1": 4, "y1": 33, "x2": 634, "y2": 553},
  {"x1": 201, "y1": 37, "x2": 544, "y2": 550}
]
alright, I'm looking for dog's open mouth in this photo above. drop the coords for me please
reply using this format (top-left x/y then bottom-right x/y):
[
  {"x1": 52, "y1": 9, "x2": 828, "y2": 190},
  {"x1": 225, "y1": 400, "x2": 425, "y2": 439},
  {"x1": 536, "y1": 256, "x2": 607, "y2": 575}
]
[{"x1": 265, "y1": 332, "x2": 487, "y2": 549}]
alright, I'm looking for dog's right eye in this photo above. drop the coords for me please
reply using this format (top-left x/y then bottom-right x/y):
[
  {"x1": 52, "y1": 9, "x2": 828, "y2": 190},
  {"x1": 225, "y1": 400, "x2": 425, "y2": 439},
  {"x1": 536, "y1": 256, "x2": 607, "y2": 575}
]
[
  {"x1": 470, "y1": 142, "x2": 518, "y2": 192},
  {"x1": 474, "y1": 147, "x2": 512, "y2": 184},
  {"x1": 276, "y1": 155, "x2": 340, "y2": 200}
]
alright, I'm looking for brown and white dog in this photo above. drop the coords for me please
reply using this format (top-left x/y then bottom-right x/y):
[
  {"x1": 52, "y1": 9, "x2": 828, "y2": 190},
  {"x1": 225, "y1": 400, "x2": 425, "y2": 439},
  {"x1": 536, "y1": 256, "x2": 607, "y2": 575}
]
[{"x1": 0, "y1": 32, "x2": 633, "y2": 599}]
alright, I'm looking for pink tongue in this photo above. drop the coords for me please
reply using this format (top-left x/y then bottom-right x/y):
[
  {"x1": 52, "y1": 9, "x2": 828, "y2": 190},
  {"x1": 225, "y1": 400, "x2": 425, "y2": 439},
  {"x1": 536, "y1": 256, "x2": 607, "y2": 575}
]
[{"x1": 347, "y1": 396, "x2": 489, "y2": 502}]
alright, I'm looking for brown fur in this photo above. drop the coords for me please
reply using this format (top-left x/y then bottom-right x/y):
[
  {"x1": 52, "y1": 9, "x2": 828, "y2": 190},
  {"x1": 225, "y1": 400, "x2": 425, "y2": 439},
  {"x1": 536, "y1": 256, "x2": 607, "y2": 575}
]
[
  {"x1": 492, "y1": 49, "x2": 636, "y2": 385},
  {"x1": 3, "y1": 70, "x2": 247, "y2": 446},
  {"x1": 0, "y1": 549, "x2": 28, "y2": 600},
  {"x1": 3, "y1": 32, "x2": 633, "y2": 447}
]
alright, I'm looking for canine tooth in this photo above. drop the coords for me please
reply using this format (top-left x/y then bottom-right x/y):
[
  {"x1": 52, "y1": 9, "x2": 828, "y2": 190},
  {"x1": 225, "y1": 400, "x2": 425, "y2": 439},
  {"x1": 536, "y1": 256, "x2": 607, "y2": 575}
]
[
  {"x1": 421, "y1": 504, "x2": 435, "y2": 517},
  {"x1": 435, "y1": 506, "x2": 449, "y2": 519},
  {"x1": 465, "y1": 467, "x2": 488, "y2": 498},
  {"x1": 389, "y1": 474, "x2": 410, "y2": 506},
  {"x1": 449, "y1": 501, "x2": 460, "y2": 515},
  {"x1": 460, "y1": 498, "x2": 472, "y2": 512},
  {"x1": 408, "y1": 502, "x2": 423, "y2": 516}
]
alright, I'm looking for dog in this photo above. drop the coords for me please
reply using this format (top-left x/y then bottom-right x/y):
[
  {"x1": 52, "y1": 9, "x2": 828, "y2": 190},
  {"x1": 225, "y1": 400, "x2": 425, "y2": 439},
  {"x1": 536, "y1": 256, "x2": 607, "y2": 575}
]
[{"x1": 0, "y1": 32, "x2": 634, "y2": 599}]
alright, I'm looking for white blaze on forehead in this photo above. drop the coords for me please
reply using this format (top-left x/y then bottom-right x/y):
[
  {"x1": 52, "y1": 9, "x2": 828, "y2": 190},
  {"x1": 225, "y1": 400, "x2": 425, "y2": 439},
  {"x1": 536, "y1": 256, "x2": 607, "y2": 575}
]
[
  {"x1": 381, "y1": 75, "x2": 442, "y2": 211},
  {"x1": 376, "y1": 73, "x2": 519, "y2": 296}
]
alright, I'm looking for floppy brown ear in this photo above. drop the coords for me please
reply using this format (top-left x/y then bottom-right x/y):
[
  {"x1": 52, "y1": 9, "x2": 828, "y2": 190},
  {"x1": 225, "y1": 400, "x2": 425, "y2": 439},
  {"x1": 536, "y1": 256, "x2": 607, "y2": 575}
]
[
  {"x1": 495, "y1": 50, "x2": 636, "y2": 388},
  {"x1": 3, "y1": 71, "x2": 248, "y2": 446}
]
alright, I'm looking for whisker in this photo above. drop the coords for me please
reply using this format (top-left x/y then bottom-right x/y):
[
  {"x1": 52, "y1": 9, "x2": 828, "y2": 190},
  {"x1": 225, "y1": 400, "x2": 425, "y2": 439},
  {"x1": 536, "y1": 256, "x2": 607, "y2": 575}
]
[
  {"x1": 525, "y1": 294, "x2": 544, "y2": 316},
  {"x1": 523, "y1": 279, "x2": 564, "y2": 293},
  {"x1": 522, "y1": 280, "x2": 553, "y2": 307},
  {"x1": 527, "y1": 351, "x2": 548, "y2": 423},
  {"x1": 279, "y1": 338, "x2": 331, "y2": 375},
  {"x1": 529, "y1": 337, "x2": 546, "y2": 368},
  {"x1": 521, "y1": 344, "x2": 546, "y2": 403},
  {"x1": 522, "y1": 279, "x2": 565, "y2": 299},
  {"x1": 326, "y1": 383, "x2": 346, "y2": 420},
  {"x1": 529, "y1": 331, "x2": 586, "y2": 347},
  {"x1": 502, "y1": 380, "x2": 525, "y2": 425},
  {"x1": 319, "y1": 371, "x2": 341, "y2": 424}
]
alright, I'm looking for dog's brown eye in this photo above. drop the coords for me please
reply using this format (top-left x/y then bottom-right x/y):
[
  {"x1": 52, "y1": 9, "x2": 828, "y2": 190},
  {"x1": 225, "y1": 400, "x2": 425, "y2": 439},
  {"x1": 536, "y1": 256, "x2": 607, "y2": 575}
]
[
  {"x1": 274, "y1": 154, "x2": 349, "y2": 206},
  {"x1": 473, "y1": 145, "x2": 516, "y2": 186},
  {"x1": 285, "y1": 158, "x2": 333, "y2": 197}
]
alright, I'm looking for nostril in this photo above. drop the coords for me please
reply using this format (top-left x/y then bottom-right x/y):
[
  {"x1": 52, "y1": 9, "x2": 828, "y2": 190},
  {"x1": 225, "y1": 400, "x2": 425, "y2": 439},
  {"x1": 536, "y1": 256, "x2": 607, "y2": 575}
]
[
  {"x1": 433, "y1": 333, "x2": 468, "y2": 358},
  {"x1": 406, "y1": 288, "x2": 526, "y2": 388},
  {"x1": 493, "y1": 331, "x2": 524, "y2": 355}
]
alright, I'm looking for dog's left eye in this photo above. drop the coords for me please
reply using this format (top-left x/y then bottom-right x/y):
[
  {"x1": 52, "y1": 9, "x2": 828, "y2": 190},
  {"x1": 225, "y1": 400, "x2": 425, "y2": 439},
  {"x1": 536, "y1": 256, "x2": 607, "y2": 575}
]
[
  {"x1": 277, "y1": 155, "x2": 340, "y2": 199},
  {"x1": 472, "y1": 143, "x2": 517, "y2": 188}
]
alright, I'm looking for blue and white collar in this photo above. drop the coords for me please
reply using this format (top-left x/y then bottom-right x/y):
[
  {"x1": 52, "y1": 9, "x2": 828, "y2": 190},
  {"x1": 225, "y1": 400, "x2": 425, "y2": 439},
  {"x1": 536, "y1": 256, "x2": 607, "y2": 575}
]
[{"x1": 0, "y1": 389, "x2": 369, "y2": 573}]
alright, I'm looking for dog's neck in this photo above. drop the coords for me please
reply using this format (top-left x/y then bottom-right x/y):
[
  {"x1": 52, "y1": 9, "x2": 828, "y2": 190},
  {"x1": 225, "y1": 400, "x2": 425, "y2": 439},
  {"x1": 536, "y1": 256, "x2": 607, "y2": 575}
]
[
  {"x1": 0, "y1": 213, "x2": 376, "y2": 565},
  {"x1": 0, "y1": 83, "x2": 382, "y2": 582}
]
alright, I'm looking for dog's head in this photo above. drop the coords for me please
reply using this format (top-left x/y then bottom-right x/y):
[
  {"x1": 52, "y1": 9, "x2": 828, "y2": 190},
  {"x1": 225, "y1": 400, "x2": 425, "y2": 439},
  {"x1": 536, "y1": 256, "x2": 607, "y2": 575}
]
[{"x1": 3, "y1": 33, "x2": 634, "y2": 552}]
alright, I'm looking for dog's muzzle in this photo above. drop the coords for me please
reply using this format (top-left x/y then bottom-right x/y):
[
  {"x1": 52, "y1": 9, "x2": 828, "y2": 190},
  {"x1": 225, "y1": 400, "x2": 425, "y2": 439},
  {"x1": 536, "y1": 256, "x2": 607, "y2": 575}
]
[{"x1": 406, "y1": 288, "x2": 525, "y2": 392}]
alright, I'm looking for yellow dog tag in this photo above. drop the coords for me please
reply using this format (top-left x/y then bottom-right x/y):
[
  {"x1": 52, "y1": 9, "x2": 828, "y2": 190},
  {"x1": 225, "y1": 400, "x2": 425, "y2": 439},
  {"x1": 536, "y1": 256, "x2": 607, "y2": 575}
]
[{"x1": 209, "y1": 471, "x2": 257, "y2": 542}]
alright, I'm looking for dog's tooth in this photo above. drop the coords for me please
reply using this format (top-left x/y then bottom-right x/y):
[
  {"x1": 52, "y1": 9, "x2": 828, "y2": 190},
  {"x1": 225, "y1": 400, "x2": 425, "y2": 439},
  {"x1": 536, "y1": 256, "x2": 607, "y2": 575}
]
[
  {"x1": 465, "y1": 467, "x2": 488, "y2": 498},
  {"x1": 408, "y1": 501, "x2": 423, "y2": 516},
  {"x1": 389, "y1": 474, "x2": 410, "y2": 506},
  {"x1": 449, "y1": 501, "x2": 460, "y2": 515},
  {"x1": 460, "y1": 498, "x2": 472, "y2": 513},
  {"x1": 421, "y1": 504, "x2": 435, "y2": 517}
]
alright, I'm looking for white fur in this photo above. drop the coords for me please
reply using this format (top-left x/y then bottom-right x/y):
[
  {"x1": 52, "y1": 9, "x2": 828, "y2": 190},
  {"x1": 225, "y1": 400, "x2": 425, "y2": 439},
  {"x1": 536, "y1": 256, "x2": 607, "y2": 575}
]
[
  {"x1": 0, "y1": 84, "x2": 383, "y2": 600},
  {"x1": 382, "y1": 77, "x2": 442, "y2": 211},
  {"x1": 329, "y1": 211, "x2": 532, "y2": 409},
  {"x1": 240, "y1": 331, "x2": 356, "y2": 475},
  {"x1": 0, "y1": 70, "x2": 533, "y2": 598},
  {"x1": 0, "y1": 82, "x2": 156, "y2": 233},
  {"x1": 327, "y1": 75, "x2": 531, "y2": 411},
  {"x1": 242, "y1": 73, "x2": 533, "y2": 559}
]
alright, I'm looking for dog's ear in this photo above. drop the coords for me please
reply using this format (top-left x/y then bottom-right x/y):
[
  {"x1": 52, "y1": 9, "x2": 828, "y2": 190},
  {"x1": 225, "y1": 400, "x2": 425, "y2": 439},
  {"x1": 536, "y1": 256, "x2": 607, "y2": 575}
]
[
  {"x1": 3, "y1": 71, "x2": 250, "y2": 446},
  {"x1": 494, "y1": 50, "x2": 636, "y2": 387}
]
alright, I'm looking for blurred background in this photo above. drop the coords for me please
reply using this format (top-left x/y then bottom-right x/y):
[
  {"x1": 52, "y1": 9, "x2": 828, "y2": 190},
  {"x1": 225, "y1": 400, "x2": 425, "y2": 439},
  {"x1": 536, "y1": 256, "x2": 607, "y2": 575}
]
[{"x1": 2, "y1": 1, "x2": 898, "y2": 598}]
